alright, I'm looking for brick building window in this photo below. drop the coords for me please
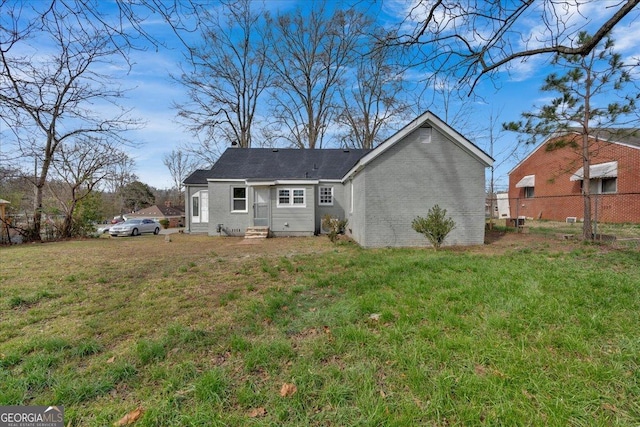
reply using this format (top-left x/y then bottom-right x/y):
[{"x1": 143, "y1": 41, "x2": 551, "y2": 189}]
[
  {"x1": 601, "y1": 178, "x2": 617, "y2": 194},
  {"x1": 582, "y1": 178, "x2": 618, "y2": 194},
  {"x1": 515, "y1": 174, "x2": 535, "y2": 199},
  {"x1": 524, "y1": 187, "x2": 535, "y2": 198}
]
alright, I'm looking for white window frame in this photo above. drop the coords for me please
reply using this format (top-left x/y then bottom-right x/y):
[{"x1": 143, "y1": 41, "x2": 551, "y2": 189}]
[
  {"x1": 277, "y1": 188, "x2": 306, "y2": 208},
  {"x1": 231, "y1": 186, "x2": 248, "y2": 213},
  {"x1": 318, "y1": 186, "x2": 334, "y2": 206}
]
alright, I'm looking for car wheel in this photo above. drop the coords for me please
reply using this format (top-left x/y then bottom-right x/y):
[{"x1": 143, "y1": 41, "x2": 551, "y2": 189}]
[
  {"x1": 154, "y1": 227, "x2": 160, "y2": 235},
  {"x1": 131, "y1": 228, "x2": 139, "y2": 236}
]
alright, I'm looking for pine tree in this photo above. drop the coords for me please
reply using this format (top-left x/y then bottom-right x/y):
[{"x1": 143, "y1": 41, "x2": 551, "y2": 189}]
[{"x1": 505, "y1": 33, "x2": 638, "y2": 240}]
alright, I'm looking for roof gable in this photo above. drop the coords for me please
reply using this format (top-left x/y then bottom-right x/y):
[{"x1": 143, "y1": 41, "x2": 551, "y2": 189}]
[{"x1": 342, "y1": 110, "x2": 493, "y2": 181}]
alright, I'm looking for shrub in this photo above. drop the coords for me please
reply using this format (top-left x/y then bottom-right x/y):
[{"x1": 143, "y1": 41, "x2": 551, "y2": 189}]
[
  {"x1": 159, "y1": 219, "x2": 170, "y2": 229},
  {"x1": 412, "y1": 204, "x2": 455, "y2": 250},
  {"x1": 321, "y1": 214, "x2": 348, "y2": 243}
]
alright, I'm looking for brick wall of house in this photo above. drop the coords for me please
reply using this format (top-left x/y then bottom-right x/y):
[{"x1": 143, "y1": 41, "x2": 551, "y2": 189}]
[
  {"x1": 508, "y1": 134, "x2": 640, "y2": 223},
  {"x1": 359, "y1": 126, "x2": 487, "y2": 247}
]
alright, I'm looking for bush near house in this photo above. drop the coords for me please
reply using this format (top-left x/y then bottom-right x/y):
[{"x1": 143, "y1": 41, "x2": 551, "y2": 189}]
[
  {"x1": 412, "y1": 204, "x2": 456, "y2": 250},
  {"x1": 321, "y1": 214, "x2": 348, "y2": 243}
]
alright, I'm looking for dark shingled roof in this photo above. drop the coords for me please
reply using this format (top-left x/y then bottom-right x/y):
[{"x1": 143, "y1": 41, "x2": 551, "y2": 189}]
[
  {"x1": 183, "y1": 168, "x2": 214, "y2": 185},
  {"x1": 594, "y1": 128, "x2": 640, "y2": 148},
  {"x1": 183, "y1": 148, "x2": 371, "y2": 185},
  {"x1": 565, "y1": 128, "x2": 640, "y2": 148}
]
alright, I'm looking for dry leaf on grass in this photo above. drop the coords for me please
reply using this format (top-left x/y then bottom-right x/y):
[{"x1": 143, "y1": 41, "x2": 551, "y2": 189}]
[
  {"x1": 113, "y1": 407, "x2": 143, "y2": 426},
  {"x1": 280, "y1": 383, "x2": 297, "y2": 397},
  {"x1": 106, "y1": 356, "x2": 116, "y2": 364},
  {"x1": 248, "y1": 407, "x2": 266, "y2": 418}
]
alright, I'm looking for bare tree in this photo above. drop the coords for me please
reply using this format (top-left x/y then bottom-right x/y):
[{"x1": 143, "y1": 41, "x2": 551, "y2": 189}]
[
  {"x1": 265, "y1": 4, "x2": 368, "y2": 149},
  {"x1": 163, "y1": 150, "x2": 197, "y2": 203},
  {"x1": 421, "y1": 76, "x2": 483, "y2": 140},
  {"x1": 102, "y1": 157, "x2": 138, "y2": 218},
  {"x1": 175, "y1": 0, "x2": 271, "y2": 153},
  {"x1": 391, "y1": 0, "x2": 640, "y2": 91},
  {"x1": 337, "y1": 30, "x2": 410, "y2": 149},
  {"x1": 47, "y1": 138, "x2": 131, "y2": 237},
  {"x1": 0, "y1": 1, "x2": 142, "y2": 240},
  {"x1": 504, "y1": 33, "x2": 639, "y2": 240}
]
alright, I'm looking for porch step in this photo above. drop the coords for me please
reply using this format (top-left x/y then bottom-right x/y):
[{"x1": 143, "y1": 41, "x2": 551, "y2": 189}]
[{"x1": 245, "y1": 226, "x2": 269, "y2": 239}]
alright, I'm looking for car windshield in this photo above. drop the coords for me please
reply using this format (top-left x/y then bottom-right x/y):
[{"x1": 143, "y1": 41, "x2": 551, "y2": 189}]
[{"x1": 124, "y1": 219, "x2": 142, "y2": 225}]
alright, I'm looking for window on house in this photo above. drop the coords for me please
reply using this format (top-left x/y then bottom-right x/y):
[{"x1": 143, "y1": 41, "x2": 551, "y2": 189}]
[
  {"x1": 278, "y1": 189, "x2": 290, "y2": 205},
  {"x1": 515, "y1": 174, "x2": 535, "y2": 199},
  {"x1": 601, "y1": 178, "x2": 617, "y2": 194},
  {"x1": 232, "y1": 187, "x2": 247, "y2": 212},
  {"x1": 192, "y1": 195, "x2": 199, "y2": 217},
  {"x1": 524, "y1": 187, "x2": 534, "y2": 198},
  {"x1": 319, "y1": 186, "x2": 333, "y2": 205},
  {"x1": 581, "y1": 178, "x2": 618, "y2": 194},
  {"x1": 278, "y1": 188, "x2": 306, "y2": 207}
]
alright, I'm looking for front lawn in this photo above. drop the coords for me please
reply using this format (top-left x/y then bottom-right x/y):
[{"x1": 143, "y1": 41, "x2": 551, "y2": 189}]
[{"x1": 1, "y1": 234, "x2": 638, "y2": 425}]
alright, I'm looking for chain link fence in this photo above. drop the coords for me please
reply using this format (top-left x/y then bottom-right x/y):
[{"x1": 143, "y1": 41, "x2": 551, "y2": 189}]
[{"x1": 488, "y1": 191, "x2": 640, "y2": 227}]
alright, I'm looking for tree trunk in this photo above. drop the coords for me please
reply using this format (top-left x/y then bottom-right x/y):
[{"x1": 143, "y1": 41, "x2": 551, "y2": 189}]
[
  {"x1": 581, "y1": 133, "x2": 593, "y2": 240},
  {"x1": 62, "y1": 198, "x2": 77, "y2": 238},
  {"x1": 32, "y1": 183, "x2": 44, "y2": 241}
]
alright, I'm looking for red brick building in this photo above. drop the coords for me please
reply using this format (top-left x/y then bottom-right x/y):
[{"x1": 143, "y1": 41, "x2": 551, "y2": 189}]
[{"x1": 508, "y1": 130, "x2": 640, "y2": 224}]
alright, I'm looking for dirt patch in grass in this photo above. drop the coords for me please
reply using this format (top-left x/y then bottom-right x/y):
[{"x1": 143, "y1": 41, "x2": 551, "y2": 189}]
[{"x1": 474, "y1": 229, "x2": 581, "y2": 255}]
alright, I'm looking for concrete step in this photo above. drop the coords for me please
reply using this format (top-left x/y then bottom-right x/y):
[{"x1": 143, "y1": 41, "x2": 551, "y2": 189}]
[{"x1": 245, "y1": 227, "x2": 269, "y2": 239}]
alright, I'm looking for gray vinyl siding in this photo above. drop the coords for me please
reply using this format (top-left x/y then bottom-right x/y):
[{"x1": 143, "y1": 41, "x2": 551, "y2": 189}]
[
  {"x1": 208, "y1": 181, "x2": 251, "y2": 236},
  {"x1": 185, "y1": 185, "x2": 208, "y2": 234},
  {"x1": 271, "y1": 185, "x2": 315, "y2": 236},
  {"x1": 315, "y1": 183, "x2": 347, "y2": 234},
  {"x1": 357, "y1": 126, "x2": 486, "y2": 247}
]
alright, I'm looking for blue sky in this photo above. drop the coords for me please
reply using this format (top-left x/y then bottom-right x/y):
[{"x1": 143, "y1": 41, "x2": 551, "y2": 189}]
[{"x1": 90, "y1": 1, "x2": 640, "y2": 191}]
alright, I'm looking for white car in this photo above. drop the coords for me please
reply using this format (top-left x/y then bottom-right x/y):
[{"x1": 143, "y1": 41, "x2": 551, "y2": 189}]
[
  {"x1": 96, "y1": 224, "x2": 111, "y2": 234},
  {"x1": 109, "y1": 219, "x2": 160, "y2": 237}
]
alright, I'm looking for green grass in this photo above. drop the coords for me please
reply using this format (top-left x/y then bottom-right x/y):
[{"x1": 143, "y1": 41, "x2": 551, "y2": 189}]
[
  {"x1": 498, "y1": 218, "x2": 640, "y2": 240},
  {"x1": 0, "y1": 234, "x2": 638, "y2": 425}
]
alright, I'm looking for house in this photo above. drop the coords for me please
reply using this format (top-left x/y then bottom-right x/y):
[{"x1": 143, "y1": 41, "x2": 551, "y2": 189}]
[
  {"x1": 127, "y1": 201, "x2": 185, "y2": 227},
  {"x1": 508, "y1": 130, "x2": 640, "y2": 223},
  {"x1": 183, "y1": 111, "x2": 494, "y2": 247}
]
